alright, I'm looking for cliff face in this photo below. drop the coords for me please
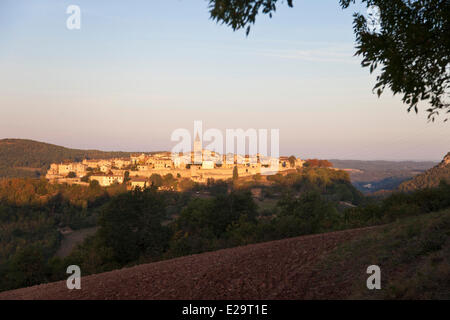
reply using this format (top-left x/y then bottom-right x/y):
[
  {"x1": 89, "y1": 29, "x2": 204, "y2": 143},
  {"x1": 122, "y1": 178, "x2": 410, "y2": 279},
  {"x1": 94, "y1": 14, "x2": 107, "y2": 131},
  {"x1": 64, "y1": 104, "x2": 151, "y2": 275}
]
[
  {"x1": 398, "y1": 152, "x2": 450, "y2": 192},
  {"x1": 440, "y1": 152, "x2": 450, "y2": 167}
]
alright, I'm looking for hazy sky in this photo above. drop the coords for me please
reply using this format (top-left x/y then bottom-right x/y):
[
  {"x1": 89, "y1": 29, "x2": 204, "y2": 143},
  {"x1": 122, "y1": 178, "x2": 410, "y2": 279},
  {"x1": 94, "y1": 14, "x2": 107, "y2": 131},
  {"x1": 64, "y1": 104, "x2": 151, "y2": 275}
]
[{"x1": 0, "y1": 0, "x2": 448, "y2": 161}]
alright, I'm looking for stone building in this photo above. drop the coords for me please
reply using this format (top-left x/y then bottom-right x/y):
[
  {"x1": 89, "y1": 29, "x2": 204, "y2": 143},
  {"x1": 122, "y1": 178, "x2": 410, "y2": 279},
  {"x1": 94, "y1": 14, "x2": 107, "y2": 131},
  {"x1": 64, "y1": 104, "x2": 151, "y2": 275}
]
[
  {"x1": 90, "y1": 174, "x2": 124, "y2": 187},
  {"x1": 130, "y1": 177, "x2": 148, "y2": 189}
]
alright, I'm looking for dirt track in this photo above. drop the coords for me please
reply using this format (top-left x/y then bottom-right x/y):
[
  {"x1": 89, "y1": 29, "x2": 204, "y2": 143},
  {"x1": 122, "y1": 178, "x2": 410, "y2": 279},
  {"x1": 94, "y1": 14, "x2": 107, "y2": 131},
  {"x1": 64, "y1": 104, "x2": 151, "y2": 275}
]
[
  {"x1": 55, "y1": 227, "x2": 98, "y2": 258},
  {"x1": 0, "y1": 227, "x2": 376, "y2": 300}
]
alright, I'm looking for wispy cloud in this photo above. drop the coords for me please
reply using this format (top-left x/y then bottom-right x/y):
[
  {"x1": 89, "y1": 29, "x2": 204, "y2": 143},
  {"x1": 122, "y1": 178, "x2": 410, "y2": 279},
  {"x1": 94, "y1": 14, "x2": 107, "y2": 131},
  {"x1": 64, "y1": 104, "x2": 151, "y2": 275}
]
[{"x1": 258, "y1": 47, "x2": 358, "y2": 63}]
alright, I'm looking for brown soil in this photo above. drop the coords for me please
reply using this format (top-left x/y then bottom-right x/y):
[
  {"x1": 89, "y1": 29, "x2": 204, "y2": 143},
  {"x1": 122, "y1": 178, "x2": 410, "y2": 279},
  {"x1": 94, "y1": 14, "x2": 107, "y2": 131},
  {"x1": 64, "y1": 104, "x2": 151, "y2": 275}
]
[{"x1": 0, "y1": 227, "x2": 377, "y2": 300}]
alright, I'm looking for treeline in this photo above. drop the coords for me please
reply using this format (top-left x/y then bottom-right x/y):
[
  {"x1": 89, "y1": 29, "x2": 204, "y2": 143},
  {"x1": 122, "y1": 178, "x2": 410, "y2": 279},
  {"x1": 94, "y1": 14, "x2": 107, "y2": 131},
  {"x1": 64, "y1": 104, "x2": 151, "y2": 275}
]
[
  {"x1": 262, "y1": 167, "x2": 363, "y2": 204},
  {"x1": 303, "y1": 159, "x2": 333, "y2": 168},
  {"x1": 343, "y1": 180, "x2": 450, "y2": 227},
  {"x1": 353, "y1": 176, "x2": 411, "y2": 193}
]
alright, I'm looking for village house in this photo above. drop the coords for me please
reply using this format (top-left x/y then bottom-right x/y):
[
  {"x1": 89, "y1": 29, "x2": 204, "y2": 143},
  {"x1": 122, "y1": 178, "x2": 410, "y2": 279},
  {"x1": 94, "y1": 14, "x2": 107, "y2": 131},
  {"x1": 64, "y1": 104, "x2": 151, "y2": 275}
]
[
  {"x1": 57, "y1": 163, "x2": 73, "y2": 176},
  {"x1": 100, "y1": 164, "x2": 112, "y2": 173},
  {"x1": 82, "y1": 159, "x2": 102, "y2": 168},
  {"x1": 154, "y1": 159, "x2": 173, "y2": 169},
  {"x1": 130, "y1": 177, "x2": 148, "y2": 189},
  {"x1": 137, "y1": 165, "x2": 152, "y2": 171},
  {"x1": 90, "y1": 174, "x2": 124, "y2": 187},
  {"x1": 131, "y1": 153, "x2": 146, "y2": 164},
  {"x1": 144, "y1": 158, "x2": 155, "y2": 166},
  {"x1": 111, "y1": 169, "x2": 126, "y2": 176},
  {"x1": 113, "y1": 158, "x2": 131, "y2": 169},
  {"x1": 45, "y1": 162, "x2": 87, "y2": 178},
  {"x1": 201, "y1": 160, "x2": 215, "y2": 170},
  {"x1": 173, "y1": 154, "x2": 190, "y2": 169}
]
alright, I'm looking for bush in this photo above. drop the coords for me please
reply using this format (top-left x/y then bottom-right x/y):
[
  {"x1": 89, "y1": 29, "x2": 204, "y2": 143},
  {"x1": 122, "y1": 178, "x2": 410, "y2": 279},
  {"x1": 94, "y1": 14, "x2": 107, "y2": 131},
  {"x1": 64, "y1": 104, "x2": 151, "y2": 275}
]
[{"x1": 67, "y1": 172, "x2": 76, "y2": 178}]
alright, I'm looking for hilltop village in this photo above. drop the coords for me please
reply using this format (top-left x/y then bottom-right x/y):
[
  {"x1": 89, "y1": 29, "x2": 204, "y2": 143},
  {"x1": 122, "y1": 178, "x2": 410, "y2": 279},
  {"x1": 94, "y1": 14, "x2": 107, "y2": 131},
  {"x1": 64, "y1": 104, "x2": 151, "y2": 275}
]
[{"x1": 46, "y1": 140, "x2": 305, "y2": 189}]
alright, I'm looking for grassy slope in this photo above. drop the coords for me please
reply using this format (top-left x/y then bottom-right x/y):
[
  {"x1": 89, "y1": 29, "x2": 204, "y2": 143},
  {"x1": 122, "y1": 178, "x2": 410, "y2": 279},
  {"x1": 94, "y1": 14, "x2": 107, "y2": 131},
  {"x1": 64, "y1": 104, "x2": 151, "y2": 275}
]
[{"x1": 312, "y1": 209, "x2": 450, "y2": 299}]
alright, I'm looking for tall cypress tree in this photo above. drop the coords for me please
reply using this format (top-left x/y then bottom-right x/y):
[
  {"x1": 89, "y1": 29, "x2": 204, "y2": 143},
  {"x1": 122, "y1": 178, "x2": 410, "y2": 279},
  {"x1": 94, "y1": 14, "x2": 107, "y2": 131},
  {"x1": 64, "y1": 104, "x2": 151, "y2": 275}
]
[{"x1": 233, "y1": 166, "x2": 239, "y2": 181}]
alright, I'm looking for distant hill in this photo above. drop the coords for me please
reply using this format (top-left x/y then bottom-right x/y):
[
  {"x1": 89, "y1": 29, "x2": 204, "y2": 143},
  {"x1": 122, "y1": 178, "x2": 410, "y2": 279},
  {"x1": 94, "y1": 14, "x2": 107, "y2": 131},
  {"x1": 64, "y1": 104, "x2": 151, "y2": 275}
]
[
  {"x1": 398, "y1": 152, "x2": 450, "y2": 192},
  {"x1": 330, "y1": 159, "x2": 437, "y2": 193},
  {"x1": 0, "y1": 139, "x2": 136, "y2": 178}
]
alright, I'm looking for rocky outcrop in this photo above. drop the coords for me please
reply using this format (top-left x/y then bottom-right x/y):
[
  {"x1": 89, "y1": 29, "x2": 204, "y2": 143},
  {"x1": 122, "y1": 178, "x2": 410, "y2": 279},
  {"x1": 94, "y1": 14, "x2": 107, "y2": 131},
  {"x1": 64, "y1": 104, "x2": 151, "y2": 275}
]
[
  {"x1": 439, "y1": 152, "x2": 450, "y2": 168},
  {"x1": 399, "y1": 152, "x2": 450, "y2": 191}
]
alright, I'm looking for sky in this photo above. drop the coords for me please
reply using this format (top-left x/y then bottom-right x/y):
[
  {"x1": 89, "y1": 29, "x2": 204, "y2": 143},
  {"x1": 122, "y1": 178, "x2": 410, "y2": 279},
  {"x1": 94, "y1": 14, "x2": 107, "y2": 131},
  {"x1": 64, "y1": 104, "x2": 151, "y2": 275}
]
[{"x1": 0, "y1": 0, "x2": 448, "y2": 161}]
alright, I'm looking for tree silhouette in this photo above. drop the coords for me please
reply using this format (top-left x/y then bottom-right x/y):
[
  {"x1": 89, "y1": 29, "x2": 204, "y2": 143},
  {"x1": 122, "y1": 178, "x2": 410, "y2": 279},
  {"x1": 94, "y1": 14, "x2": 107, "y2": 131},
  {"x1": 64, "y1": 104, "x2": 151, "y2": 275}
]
[
  {"x1": 233, "y1": 166, "x2": 239, "y2": 181},
  {"x1": 288, "y1": 155, "x2": 296, "y2": 168}
]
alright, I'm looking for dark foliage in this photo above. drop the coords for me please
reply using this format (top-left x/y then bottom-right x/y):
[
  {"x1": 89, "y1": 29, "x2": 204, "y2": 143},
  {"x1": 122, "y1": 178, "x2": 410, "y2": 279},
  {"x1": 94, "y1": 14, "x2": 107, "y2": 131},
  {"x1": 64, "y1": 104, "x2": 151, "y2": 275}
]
[
  {"x1": 208, "y1": 0, "x2": 293, "y2": 35},
  {"x1": 97, "y1": 188, "x2": 170, "y2": 264},
  {"x1": 0, "y1": 178, "x2": 123, "y2": 291},
  {"x1": 343, "y1": 180, "x2": 450, "y2": 227},
  {"x1": 341, "y1": 0, "x2": 450, "y2": 120}
]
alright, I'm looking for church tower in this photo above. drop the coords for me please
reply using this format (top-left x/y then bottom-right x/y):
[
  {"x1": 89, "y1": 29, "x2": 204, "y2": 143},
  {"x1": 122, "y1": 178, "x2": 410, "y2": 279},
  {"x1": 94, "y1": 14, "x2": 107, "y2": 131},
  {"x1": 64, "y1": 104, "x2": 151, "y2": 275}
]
[{"x1": 194, "y1": 132, "x2": 202, "y2": 164}]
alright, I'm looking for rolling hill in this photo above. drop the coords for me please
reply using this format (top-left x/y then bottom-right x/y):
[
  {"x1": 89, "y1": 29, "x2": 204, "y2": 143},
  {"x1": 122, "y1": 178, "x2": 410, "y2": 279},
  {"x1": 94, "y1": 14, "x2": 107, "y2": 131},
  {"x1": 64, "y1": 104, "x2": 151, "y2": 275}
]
[
  {"x1": 0, "y1": 139, "x2": 136, "y2": 178},
  {"x1": 1, "y1": 208, "x2": 449, "y2": 300},
  {"x1": 398, "y1": 152, "x2": 450, "y2": 192},
  {"x1": 330, "y1": 159, "x2": 437, "y2": 193}
]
